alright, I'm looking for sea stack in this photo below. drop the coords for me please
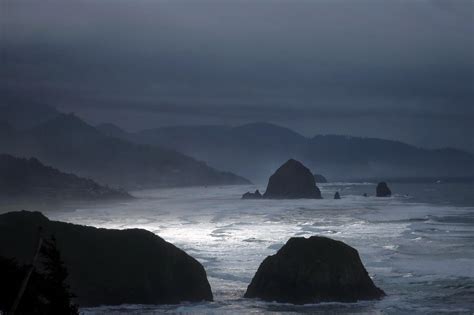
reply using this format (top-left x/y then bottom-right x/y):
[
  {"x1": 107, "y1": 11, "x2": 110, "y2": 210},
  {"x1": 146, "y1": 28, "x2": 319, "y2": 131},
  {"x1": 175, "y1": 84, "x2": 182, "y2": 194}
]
[
  {"x1": 334, "y1": 192, "x2": 341, "y2": 199},
  {"x1": 376, "y1": 182, "x2": 391, "y2": 197},
  {"x1": 244, "y1": 236, "x2": 385, "y2": 304},
  {"x1": 263, "y1": 159, "x2": 322, "y2": 199}
]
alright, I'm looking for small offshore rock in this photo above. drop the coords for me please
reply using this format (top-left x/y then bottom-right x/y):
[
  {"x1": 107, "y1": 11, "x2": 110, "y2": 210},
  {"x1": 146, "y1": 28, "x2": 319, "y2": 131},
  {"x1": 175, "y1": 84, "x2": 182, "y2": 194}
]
[
  {"x1": 376, "y1": 182, "x2": 392, "y2": 197},
  {"x1": 242, "y1": 189, "x2": 262, "y2": 199}
]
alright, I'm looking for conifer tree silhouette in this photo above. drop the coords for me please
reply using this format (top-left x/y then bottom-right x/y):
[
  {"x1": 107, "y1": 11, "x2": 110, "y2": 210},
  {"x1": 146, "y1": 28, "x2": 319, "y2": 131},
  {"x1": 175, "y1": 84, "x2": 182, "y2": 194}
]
[{"x1": 40, "y1": 235, "x2": 78, "y2": 315}]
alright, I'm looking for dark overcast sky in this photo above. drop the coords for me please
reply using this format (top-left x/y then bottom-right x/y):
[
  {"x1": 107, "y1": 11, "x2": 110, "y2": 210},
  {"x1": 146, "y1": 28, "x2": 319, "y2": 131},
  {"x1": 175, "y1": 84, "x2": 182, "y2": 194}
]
[{"x1": 2, "y1": 0, "x2": 473, "y2": 151}]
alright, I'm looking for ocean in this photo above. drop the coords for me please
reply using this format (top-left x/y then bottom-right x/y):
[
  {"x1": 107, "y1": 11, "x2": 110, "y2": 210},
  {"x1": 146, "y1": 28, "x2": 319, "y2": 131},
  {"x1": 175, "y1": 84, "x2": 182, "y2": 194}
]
[{"x1": 45, "y1": 182, "x2": 474, "y2": 314}]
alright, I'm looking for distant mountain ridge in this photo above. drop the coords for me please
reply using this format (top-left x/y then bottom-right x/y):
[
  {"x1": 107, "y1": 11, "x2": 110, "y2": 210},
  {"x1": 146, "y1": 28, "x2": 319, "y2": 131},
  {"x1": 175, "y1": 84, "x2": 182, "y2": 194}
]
[
  {"x1": 0, "y1": 109, "x2": 250, "y2": 189},
  {"x1": 101, "y1": 122, "x2": 474, "y2": 182},
  {"x1": 0, "y1": 154, "x2": 131, "y2": 201},
  {"x1": 3, "y1": 100, "x2": 472, "y2": 185}
]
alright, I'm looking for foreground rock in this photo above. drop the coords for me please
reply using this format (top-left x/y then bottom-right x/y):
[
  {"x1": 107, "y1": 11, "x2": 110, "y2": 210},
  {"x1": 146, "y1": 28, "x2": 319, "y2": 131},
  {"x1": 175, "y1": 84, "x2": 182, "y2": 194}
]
[
  {"x1": 242, "y1": 189, "x2": 262, "y2": 199},
  {"x1": 0, "y1": 211, "x2": 213, "y2": 306},
  {"x1": 244, "y1": 236, "x2": 385, "y2": 304},
  {"x1": 376, "y1": 182, "x2": 392, "y2": 197},
  {"x1": 313, "y1": 174, "x2": 328, "y2": 183},
  {"x1": 263, "y1": 159, "x2": 322, "y2": 199}
]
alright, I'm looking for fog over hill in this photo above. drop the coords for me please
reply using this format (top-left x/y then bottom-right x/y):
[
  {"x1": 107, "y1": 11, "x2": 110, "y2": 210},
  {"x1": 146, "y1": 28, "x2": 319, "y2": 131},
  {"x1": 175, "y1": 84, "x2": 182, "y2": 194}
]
[
  {"x1": 0, "y1": 104, "x2": 250, "y2": 189},
  {"x1": 3, "y1": 0, "x2": 472, "y2": 152},
  {"x1": 2, "y1": 102, "x2": 473, "y2": 184},
  {"x1": 97, "y1": 122, "x2": 474, "y2": 183}
]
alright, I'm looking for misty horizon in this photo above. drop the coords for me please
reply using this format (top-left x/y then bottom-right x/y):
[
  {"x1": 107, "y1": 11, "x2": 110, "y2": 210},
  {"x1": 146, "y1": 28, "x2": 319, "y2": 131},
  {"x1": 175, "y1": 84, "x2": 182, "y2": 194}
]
[
  {"x1": 11, "y1": 105, "x2": 474, "y2": 154},
  {"x1": 2, "y1": 0, "x2": 473, "y2": 151}
]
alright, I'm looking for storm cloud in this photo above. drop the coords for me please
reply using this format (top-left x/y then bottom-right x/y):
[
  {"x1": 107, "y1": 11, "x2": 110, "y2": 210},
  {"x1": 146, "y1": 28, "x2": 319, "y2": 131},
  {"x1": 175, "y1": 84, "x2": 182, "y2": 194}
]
[{"x1": 1, "y1": 0, "x2": 473, "y2": 151}]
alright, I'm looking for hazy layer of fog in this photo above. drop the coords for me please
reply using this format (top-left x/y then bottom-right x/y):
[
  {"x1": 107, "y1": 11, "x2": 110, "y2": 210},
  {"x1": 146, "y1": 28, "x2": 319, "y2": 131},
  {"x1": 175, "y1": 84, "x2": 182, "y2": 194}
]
[{"x1": 1, "y1": 0, "x2": 473, "y2": 151}]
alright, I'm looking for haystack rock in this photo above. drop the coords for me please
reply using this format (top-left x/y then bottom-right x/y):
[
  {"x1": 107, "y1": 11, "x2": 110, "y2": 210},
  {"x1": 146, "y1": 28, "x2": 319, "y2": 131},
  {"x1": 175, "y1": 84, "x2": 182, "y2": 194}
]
[
  {"x1": 376, "y1": 182, "x2": 391, "y2": 197},
  {"x1": 244, "y1": 236, "x2": 385, "y2": 304},
  {"x1": 263, "y1": 159, "x2": 322, "y2": 199}
]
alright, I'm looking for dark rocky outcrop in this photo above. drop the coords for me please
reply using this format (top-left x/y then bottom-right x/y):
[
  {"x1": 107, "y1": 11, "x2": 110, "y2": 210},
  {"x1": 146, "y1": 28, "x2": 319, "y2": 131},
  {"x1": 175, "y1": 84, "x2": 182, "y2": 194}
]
[
  {"x1": 0, "y1": 211, "x2": 213, "y2": 307},
  {"x1": 242, "y1": 190, "x2": 262, "y2": 199},
  {"x1": 334, "y1": 192, "x2": 341, "y2": 199},
  {"x1": 244, "y1": 236, "x2": 385, "y2": 304},
  {"x1": 313, "y1": 174, "x2": 328, "y2": 183},
  {"x1": 0, "y1": 154, "x2": 131, "y2": 201},
  {"x1": 263, "y1": 159, "x2": 322, "y2": 199},
  {"x1": 376, "y1": 182, "x2": 392, "y2": 197}
]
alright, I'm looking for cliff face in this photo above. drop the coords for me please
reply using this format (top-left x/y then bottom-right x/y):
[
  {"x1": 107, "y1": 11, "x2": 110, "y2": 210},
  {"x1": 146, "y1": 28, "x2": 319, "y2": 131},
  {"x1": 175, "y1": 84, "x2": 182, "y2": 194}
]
[{"x1": 0, "y1": 211, "x2": 213, "y2": 306}]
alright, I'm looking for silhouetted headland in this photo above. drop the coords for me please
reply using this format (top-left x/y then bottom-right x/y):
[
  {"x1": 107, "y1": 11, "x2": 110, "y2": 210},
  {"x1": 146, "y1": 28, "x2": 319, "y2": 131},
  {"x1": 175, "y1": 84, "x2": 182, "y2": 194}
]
[
  {"x1": 0, "y1": 154, "x2": 131, "y2": 202},
  {"x1": 0, "y1": 107, "x2": 250, "y2": 189}
]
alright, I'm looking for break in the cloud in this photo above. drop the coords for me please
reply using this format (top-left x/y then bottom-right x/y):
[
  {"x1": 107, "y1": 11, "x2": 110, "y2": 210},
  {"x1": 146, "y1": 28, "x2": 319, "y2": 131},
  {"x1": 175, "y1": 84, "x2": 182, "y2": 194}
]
[{"x1": 1, "y1": 0, "x2": 473, "y2": 151}]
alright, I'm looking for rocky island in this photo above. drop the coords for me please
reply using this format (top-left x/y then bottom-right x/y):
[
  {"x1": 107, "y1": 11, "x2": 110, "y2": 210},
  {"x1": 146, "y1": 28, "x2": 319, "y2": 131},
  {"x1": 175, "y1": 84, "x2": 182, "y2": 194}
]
[
  {"x1": 244, "y1": 236, "x2": 385, "y2": 304},
  {"x1": 376, "y1": 182, "x2": 392, "y2": 197},
  {"x1": 242, "y1": 189, "x2": 262, "y2": 199},
  {"x1": 0, "y1": 154, "x2": 131, "y2": 201},
  {"x1": 242, "y1": 159, "x2": 322, "y2": 199}
]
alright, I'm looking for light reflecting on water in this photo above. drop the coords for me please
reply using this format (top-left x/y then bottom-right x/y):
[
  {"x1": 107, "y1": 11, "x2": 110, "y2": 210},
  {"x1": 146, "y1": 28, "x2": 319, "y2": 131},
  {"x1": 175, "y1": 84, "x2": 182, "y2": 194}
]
[{"x1": 46, "y1": 183, "x2": 474, "y2": 314}]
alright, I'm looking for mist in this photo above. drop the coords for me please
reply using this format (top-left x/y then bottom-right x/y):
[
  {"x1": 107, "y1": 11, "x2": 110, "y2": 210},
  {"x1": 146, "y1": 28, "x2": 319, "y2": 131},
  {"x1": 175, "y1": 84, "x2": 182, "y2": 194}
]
[{"x1": 2, "y1": 0, "x2": 473, "y2": 151}]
